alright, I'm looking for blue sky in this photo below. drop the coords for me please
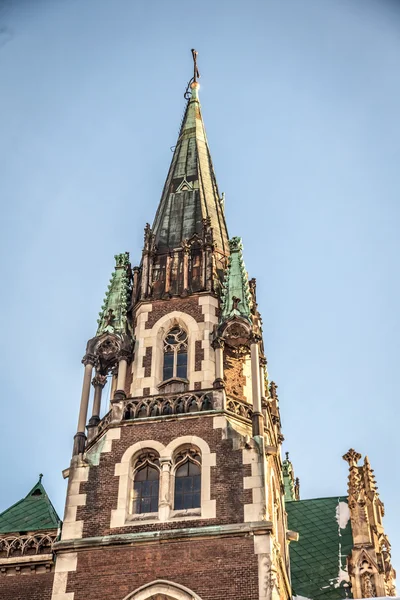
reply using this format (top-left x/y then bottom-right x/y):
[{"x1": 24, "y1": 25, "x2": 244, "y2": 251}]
[{"x1": 1, "y1": 0, "x2": 399, "y2": 569}]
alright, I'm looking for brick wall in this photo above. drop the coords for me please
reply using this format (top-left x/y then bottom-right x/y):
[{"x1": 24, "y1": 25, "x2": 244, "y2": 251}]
[
  {"x1": 78, "y1": 415, "x2": 251, "y2": 538},
  {"x1": 224, "y1": 348, "x2": 246, "y2": 400},
  {"x1": 0, "y1": 573, "x2": 54, "y2": 600},
  {"x1": 144, "y1": 297, "x2": 205, "y2": 329},
  {"x1": 195, "y1": 340, "x2": 204, "y2": 371},
  {"x1": 67, "y1": 536, "x2": 259, "y2": 600},
  {"x1": 142, "y1": 346, "x2": 152, "y2": 378}
]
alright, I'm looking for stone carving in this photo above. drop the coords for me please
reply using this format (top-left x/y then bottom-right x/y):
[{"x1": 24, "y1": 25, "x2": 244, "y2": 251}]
[
  {"x1": 81, "y1": 353, "x2": 97, "y2": 368},
  {"x1": 269, "y1": 381, "x2": 278, "y2": 400},
  {"x1": 361, "y1": 571, "x2": 376, "y2": 598},
  {"x1": 122, "y1": 391, "x2": 214, "y2": 421},
  {"x1": 226, "y1": 398, "x2": 253, "y2": 421},
  {"x1": 0, "y1": 533, "x2": 57, "y2": 558},
  {"x1": 343, "y1": 449, "x2": 397, "y2": 597},
  {"x1": 92, "y1": 373, "x2": 107, "y2": 388}
]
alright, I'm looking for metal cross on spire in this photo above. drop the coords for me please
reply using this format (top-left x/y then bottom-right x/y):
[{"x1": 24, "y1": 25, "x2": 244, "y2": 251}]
[{"x1": 191, "y1": 48, "x2": 200, "y2": 82}]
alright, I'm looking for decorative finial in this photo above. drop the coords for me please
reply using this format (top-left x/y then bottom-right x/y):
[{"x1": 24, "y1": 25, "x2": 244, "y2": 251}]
[
  {"x1": 191, "y1": 48, "x2": 200, "y2": 82},
  {"x1": 285, "y1": 452, "x2": 289, "y2": 460},
  {"x1": 39, "y1": 473, "x2": 43, "y2": 482},
  {"x1": 185, "y1": 49, "x2": 201, "y2": 99},
  {"x1": 343, "y1": 448, "x2": 362, "y2": 467}
]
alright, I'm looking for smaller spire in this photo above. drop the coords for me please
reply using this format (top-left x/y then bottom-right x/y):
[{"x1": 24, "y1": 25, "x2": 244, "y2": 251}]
[
  {"x1": 282, "y1": 452, "x2": 300, "y2": 502},
  {"x1": 96, "y1": 253, "x2": 132, "y2": 336},
  {"x1": 220, "y1": 238, "x2": 252, "y2": 323}
]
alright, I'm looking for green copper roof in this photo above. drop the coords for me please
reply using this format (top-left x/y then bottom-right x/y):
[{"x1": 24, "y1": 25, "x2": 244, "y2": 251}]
[
  {"x1": 287, "y1": 497, "x2": 353, "y2": 600},
  {"x1": 152, "y1": 82, "x2": 229, "y2": 254},
  {"x1": 0, "y1": 477, "x2": 60, "y2": 534},
  {"x1": 97, "y1": 252, "x2": 132, "y2": 336},
  {"x1": 220, "y1": 237, "x2": 252, "y2": 322}
]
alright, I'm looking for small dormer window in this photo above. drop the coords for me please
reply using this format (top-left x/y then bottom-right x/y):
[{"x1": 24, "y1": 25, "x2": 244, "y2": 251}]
[{"x1": 163, "y1": 326, "x2": 188, "y2": 381}]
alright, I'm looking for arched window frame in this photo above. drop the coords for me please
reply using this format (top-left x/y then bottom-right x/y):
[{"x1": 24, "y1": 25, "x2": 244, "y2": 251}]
[
  {"x1": 112, "y1": 436, "x2": 216, "y2": 528},
  {"x1": 172, "y1": 447, "x2": 202, "y2": 513},
  {"x1": 162, "y1": 325, "x2": 188, "y2": 383},
  {"x1": 129, "y1": 450, "x2": 161, "y2": 518}
]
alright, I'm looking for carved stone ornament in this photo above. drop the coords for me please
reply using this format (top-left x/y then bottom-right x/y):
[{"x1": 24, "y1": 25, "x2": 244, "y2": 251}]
[
  {"x1": 269, "y1": 381, "x2": 278, "y2": 400},
  {"x1": 343, "y1": 448, "x2": 362, "y2": 467},
  {"x1": 220, "y1": 317, "x2": 252, "y2": 349},
  {"x1": 97, "y1": 337, "x2": 119, "y2": 361},
  {"x1": 81, "y1": 353, "x2": 97, "y2": 367},
  {"x1": 250, "y1": 332, "x2": 262, "y2": 344},
  {"x1": 92, "y1": 373, "x2": 107, "y2": 388},
  {"x1": 211, "y1": 337, "x2": 224, "y2": 350}
]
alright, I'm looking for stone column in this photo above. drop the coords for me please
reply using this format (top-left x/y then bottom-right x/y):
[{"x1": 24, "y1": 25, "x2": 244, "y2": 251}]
[
  {"x1": 88, "y1": 373, "x2": 107, "y2": 426},
  {"x1": 140, "y1": 252, "x2": 149, "y2": 299},
  {"x1": 165, "y1": 252, "x2": 172, "y2": 296},
  {"x1": 113, "y1": 350, "x2": 131, "y2": 400},
  {"x1": 73, "y1": 354, "x2": 96, "y2": 455},
  {"x1": 159, "y1": 459, "x2": 172, "y2": 521},
  {"x1": 182, "y1": 245, "x2": 190, "y2": 294},
  {"x1": 132, "y1": 266, "x2": 139, "y2": 301},
  {"x1": 250, "y1": 335, "x2": 264, "y2": 436},
  {"x1": 205, "y1": 244, "x2": 213, "y2": 291},
  {"x1": 212, "y1": 338, "x2": 225, "y2": 389},
  {"x1": 259, "y1": 357, "x2": 267, "y2": 401},
  {"x1": 201, "y1": 248, "x2": 206, "y2": 289}
]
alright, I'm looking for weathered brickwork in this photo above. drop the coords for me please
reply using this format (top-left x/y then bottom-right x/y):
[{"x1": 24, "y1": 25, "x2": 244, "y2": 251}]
[
  {"x1": 195, "y1": 340, "x2": 204, "y2": 371},
  {"x1": 0, "y1": 573, "x2": 54, "y2": 600},
  {"x1": 224, "y1": 348, "x2": 247, "y2": 400},
  {"x1": 144, "y1": 297, "x2": 205, "y2": 329},
  {"x1": 67, "y1": 536, "x2": 259, "y2": 600},
  {"x1": 142, "y1": 346, "x2": 152, "y2": 378},
  {"x1": 78, "y1": 416, "x2": 252, "y2": 539}
]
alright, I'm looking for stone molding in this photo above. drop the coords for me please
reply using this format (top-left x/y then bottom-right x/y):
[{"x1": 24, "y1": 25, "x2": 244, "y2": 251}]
[
  {"x1": 110, "y1": 435, "x2": 216, "y2": 528},
  {"x1": 54, "y1": 520, "x2": 273, "y2": 551}
]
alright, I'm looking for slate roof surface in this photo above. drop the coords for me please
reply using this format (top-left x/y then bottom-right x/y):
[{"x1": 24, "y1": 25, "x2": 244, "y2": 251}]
[
  {"x1": 152, "y1": 83, "x2": 229, "y2": 254},
  {"x1": 287, "y1": 496, "x2": 353, "y2": 600},
  {"x1": 0, "y1": 478, "x2": 60, "y2": 534}
]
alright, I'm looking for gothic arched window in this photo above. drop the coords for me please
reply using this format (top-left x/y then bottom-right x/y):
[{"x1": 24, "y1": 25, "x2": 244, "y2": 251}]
[
  {"x1": 132, "y1": 451, "x2": 160, "y2": 514},
  {"x1": 174, "y1": 449, "x2": 201, "y2": 510},
  {"x1": 163, "y1": 326, "x2": 188, "y2": 381}
]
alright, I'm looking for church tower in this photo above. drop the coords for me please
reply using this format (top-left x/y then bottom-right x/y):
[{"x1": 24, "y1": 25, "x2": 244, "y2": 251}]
[{"x1": 52, "y1": 51, "x2": 294, "y2": 600}]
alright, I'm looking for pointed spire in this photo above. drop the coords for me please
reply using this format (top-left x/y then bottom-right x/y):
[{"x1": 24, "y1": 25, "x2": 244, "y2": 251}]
[
  {"x1": 0, "y1": 477, "x2": 60, "y2": 533},
  {"x1": 96, "y1": 252, "x2": 132, "y2": 336},
  {"x1": 152, "y1": 50, "x2": 229, "y2": 255},
  {"x1": 220, "y1": 237, "x2": 252, "y2": 323}
]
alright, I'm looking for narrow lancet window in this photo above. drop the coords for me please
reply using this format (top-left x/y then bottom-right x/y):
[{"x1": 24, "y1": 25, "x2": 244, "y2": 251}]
[
  {"x1": 163, "y1": 326, "x2": 188, "y2": 381},
  {"x1": 174, "y1": 449, "x2": 201, "y2": 510},
  {"x1": 132, "y1": 452, "x2": 160, "y2": 514}
]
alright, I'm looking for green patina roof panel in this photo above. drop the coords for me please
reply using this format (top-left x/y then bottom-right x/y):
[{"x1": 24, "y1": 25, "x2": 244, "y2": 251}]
[
  {"x1": 152, "y1": 83, "x2": 229, "y2": 254},
  {"x1": 287, "y1": 497, "x2": 353, "y2": 600},
  {"x1": 0, "y1": 478, "x2": 60, "y2": 534},
  {"x1": 220, "y1": 237, "x2": 252, "y2": 322}
]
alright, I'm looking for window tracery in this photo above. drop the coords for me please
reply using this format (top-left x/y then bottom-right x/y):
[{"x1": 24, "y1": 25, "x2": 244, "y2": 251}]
[
  {"x1": 163, "y1": 326, "x2": 188, "y2": 381},
  {"x1": 131, "y1": 451, "x2": 160, "y2": 514},
  {"x1": 174, "y1": 449, "x2": 201, "y2": 510}
]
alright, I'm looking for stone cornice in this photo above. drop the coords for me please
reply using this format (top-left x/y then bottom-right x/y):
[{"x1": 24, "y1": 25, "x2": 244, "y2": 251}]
[{"x1": 53, "y1": 521, "x2": 274, "y2": 553}]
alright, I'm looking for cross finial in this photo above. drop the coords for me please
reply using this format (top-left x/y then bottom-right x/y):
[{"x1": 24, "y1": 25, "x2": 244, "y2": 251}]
[
  {"x1": 39, "y1": 473, "x2": 43, "y2": 482},
  {"x1": 191, "y1": 49, "x2": 200, "y2": 82}
]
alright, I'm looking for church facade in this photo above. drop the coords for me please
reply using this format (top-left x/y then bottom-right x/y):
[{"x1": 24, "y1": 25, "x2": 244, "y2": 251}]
[{"x1": 0, "y1": 53, "x2": 396, "y2": 600}]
